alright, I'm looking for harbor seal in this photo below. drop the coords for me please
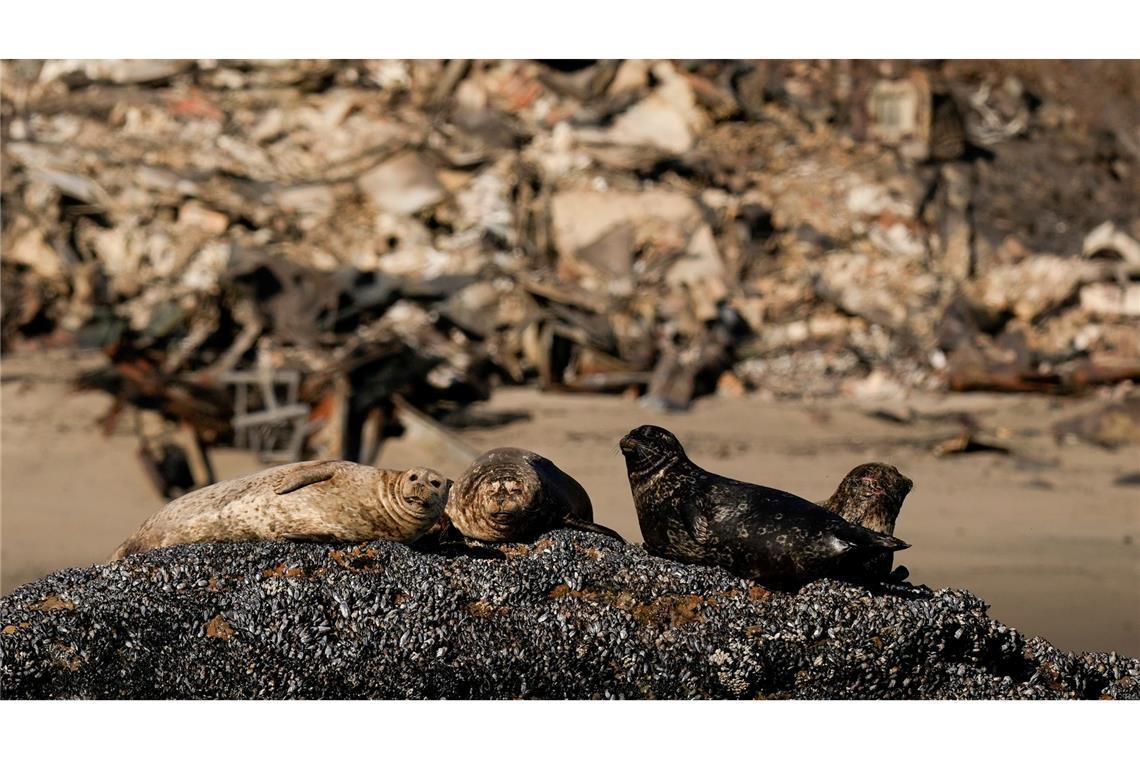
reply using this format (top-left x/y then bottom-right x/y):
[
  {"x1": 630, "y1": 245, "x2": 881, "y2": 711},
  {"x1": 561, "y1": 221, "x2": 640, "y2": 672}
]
[
  {"x1": 820, "y1": 462, "x2": 914, "y2": 581},
  {"x1": 619, "y1": 425, "x2": 909, "y2": 589},
  {"x1": 446, "y1": 447, "x2": 623, "y2": 542},
  {"x1": 111, "y1": 460, "x2": 450, "y2": 560}
]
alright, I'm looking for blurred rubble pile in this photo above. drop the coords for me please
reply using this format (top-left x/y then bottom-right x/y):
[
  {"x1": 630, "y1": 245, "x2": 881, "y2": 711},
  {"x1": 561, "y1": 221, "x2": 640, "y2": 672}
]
[{"x1": 2, "y1": 59, "x2": 1139, "y2": 463}]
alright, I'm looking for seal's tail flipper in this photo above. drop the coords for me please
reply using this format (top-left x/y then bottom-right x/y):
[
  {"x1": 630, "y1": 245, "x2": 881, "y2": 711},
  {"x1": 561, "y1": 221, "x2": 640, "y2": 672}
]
[
  {"x1": 110, "y1": 539, "x2": 140, "y2": 562},
  {"x1": 871, "y1": 533, "x2": 910, "y2": 552},
  {"x1": 560, "y1": 515, "x2": 626, "y2": 543},
  {"x1": 832, "y1": 525, "x2": 910, "y2": 559}
]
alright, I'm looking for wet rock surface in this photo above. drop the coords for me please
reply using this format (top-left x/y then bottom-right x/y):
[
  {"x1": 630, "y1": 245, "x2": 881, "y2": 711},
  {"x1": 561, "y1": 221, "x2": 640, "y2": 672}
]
[{"x1": 2, "y1": 530, "x2": 1136, "y2": 699}]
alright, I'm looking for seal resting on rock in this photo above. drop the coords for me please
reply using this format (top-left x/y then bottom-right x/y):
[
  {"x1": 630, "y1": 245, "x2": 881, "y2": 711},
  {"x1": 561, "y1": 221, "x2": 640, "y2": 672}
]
[
  {"x1": 111, "y1": 460, "x2": 450, "y2": 560},
  {"x1": 619, "y1": 425, "x2": 909, "y2": 589},
  {"x1": 821, "y1": 462, "x2": 913, "y2": 581},
  {"x1": 446, "y1": 447, "x2": 623, "y2": 542}
]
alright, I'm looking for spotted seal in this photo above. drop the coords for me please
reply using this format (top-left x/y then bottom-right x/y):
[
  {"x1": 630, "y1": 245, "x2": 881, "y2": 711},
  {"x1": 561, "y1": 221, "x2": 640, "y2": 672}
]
[
  {"x1": 820, "y1": 462, "x2": 914, "y2": 582},
  {"x1": 446, "y1": 447, "x2": 623, "y2": 542},
  {"x1": 111, "y1": 460, "x2": 450, "y2": 560},
  {"x1": 619, "y1": 425, "x2": 909, "y2": 589}
]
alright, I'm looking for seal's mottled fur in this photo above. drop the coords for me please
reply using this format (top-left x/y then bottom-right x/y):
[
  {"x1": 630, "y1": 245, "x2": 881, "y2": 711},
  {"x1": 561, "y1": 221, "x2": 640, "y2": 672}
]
[
  {"x1": 821, "y1": 462, "x2": 913, "y2": 580},
  {"x1": 111, "y1": 460, "x2": 450, "y2": 559},
  {"x1": 620, "y1": 425, "x2": 908, "y2": 589},
  {"x1": 447, "y1": 447, "x2": 622, "y2": 542}
]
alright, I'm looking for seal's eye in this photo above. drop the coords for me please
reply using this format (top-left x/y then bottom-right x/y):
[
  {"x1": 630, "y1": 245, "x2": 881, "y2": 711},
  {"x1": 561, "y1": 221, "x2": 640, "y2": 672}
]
[
  {"x1": 408, "y1": 473, "x2": 419, "y2": 482},
  {"x1": 429, "y1": 477, "x2": 442, "y2": 488}
]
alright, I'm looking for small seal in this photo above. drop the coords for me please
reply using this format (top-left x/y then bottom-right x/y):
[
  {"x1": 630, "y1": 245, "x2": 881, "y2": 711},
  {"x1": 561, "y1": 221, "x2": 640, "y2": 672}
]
[
  {"x1": 446, "y1": 447, "x2": 622, "y2": 542},
  {"x1": 619, "y1": 425, "x2": 909, "y2": 589},
  {"x1": 111, "y1": 460, "x2": 450, "y2": 560},
  {"x1": 820, "y1": 463, "x2": 914, "y2": 581}
]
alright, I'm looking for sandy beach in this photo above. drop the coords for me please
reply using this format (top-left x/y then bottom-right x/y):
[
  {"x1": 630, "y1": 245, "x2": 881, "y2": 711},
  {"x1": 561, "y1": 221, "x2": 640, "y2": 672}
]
[{"x1": 1, "y1": 349, "x2": 1137, "y2": 657}]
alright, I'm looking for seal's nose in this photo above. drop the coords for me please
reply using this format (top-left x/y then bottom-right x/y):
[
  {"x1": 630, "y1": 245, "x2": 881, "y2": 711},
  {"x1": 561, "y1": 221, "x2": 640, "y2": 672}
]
[{"x1": 406, "y1": 467, "x2": 450, "y2": 497}]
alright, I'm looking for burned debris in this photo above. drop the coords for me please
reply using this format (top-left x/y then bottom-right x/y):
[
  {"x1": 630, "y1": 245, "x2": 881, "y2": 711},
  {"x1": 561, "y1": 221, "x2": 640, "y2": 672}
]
[{"x1": 3, "y1": 60, "x2": 1139, "y2": 489}]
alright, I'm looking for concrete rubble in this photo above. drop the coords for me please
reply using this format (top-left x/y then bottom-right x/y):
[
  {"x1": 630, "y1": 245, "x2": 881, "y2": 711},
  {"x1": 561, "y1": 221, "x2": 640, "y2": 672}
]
[{"x1": 2, "y1": 60, "x2": 1139, "y2": 487}]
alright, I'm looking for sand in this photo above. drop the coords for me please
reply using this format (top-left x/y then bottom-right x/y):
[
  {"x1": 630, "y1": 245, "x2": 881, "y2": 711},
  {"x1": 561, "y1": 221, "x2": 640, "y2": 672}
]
[{"x1": 2, "y1": 349, "x2": 1137, "y2": 656}]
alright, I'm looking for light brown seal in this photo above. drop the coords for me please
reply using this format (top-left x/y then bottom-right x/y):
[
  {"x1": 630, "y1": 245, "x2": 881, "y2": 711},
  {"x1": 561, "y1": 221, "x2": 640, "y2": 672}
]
[
  {"x1": 820, "y1": 462, "x2": 914, "y2": 581},
  {"x1": 111, "y1": 460, "x2": 450, "y2": 560},
  {"x1": 446, "y1": 447, "x2": 622, "y2": 542}
]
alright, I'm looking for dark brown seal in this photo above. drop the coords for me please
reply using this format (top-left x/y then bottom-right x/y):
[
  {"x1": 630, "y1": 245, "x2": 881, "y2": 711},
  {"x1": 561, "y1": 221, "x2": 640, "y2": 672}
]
[
  {"x1": 111, "y1": 460, "x2": 450, "y2": 560},
  {"x1": 446, "y1": 447, "x2": 622, "y2": 542},
  {"x1": 619, "y1": 425, "x2": 909, "y2": 590},
  {"x1": 820, "y1": 462, "x2": 914, "y2": 581}
]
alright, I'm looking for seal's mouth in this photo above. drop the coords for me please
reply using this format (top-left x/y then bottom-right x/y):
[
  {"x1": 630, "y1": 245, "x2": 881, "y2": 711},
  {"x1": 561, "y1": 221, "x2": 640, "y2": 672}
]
[
  {"x1": 404, "y1": 481, "x2": 451, "y2": 512},
  {"x1": 619, "y1": 435, "x2": 663, "y2": 463},
  {"x1": 488, "y1": 509, "x2": 519, "y2": 527},
  {"x1": 619, "y1": 434, "x2": 646, "y2": 455}
]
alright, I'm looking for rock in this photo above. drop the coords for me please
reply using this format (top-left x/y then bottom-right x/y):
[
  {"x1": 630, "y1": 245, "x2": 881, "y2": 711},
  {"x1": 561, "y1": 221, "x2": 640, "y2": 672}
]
[
  {"x1": 845, "y1": 181, "x2": 918, "y2": 219},
  {"x1": 716, "y1": 369, "x2": 747, "y2": 398},
  {"x1": 1054, "y1": 396, "x2": 1140, "y2": 449},
  {"x1": 549, "y1": 188, "x2": 719, "y2": 295},
  {"x1": 274, "y1": 184, "x2": 338, "y2": 222},
  {"x1": 575, "y1": 61, "x2": 707, "y2": 154},
  {"x1": 358, "y1": 152, "x2": 446, "y2": 216},
  {"x1": 180, "y1": 241, "x2": 232, "y2": 293},
  {"x1": 550, "y1": 189, "x2": 701, "y2": 261},
  {"x1": 658, "y1": 222, "x2": 729, "y2": 324},
  {"x1": 455, "y1": 165, "x2": 515, "y2": 247},
  {"x1": 39, "y1": 59, "x2": 192, "y2": 86},
  {"x1": 842, "y1": 369, "x2": 908, "y2": 402},
  {"x1": 1, "y1": 531, "x2": 1135, "y2": 699},
  {"x1": 814, "y1": 252, "x2": 938, "y2": 330},
  {"x1": 1080, "y1": 283, "x2": 1140, "y2": 318},
  {"x1": 967, "y1": 256, "x2": 1089, "y2": 322},
  {"x1": 962, "y1": 74, "x2": 1030, "y2": 147},
  {"x1": 608, "y1": 59, "x2": 651, "y2": 96},
  {"x1": 929, "y1": 164, "x2": 974, "y2": 281},
  {"x1": 177, "y1": 201, "x2": 230, "y2": 235},
  {"x1": 864, "y1": 73, "x2": 932, "y2": 160},
  {"x1": 868, "y1": 220, "x2": 927, "y2": 259},
  {"x1": 1083, "y1": 221, "x2": 1140, "y2": 267},
  {"x1": 3, "y1": 224, "x2": 66, "y2": 281}
]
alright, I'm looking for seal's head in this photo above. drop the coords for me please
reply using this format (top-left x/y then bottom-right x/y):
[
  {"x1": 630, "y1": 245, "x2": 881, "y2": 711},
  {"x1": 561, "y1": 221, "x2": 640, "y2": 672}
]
[
  {"x1": 620, "y1": 425, "x2": 687, "y2": 475},
  {"x1": 620, "y1": 424, "x2": 684, "y2": 454},
  {"x1": 826, "y1": 462, "x2": 913, "y2": 531},
  {"x1": 446, "y1": 455, "x2": 543, "y2": 542},
  {"x1": 396, "y1": 467, "x2": 451, "y2": 520}
]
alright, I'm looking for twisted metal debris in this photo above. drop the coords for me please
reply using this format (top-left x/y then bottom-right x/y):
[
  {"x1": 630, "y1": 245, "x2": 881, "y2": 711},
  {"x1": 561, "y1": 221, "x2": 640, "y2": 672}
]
[{"x1": 3, "y1": 60, "x2": 1139, "y2": 414}]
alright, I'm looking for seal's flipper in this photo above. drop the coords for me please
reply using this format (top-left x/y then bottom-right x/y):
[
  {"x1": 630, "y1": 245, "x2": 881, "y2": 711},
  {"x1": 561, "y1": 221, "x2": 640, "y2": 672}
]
[
  {"x1": 281, "y1": 532, "x2": 340, "y2": 543},
  {"x1": 674, "y1": 499, "x2": 714, "y2": 544},
  {"x1": 560, "y1": 514, "x2": 626, "y2": 543},
  {"x1": 871, "y1": 533, "x2": 909, "y2": 552},
  {"x1": 273, "y1": 462, "x2": 338, "y2": 495},
  {"x1": 110, "y1": 540, "x2": 140, "y2": 562}
]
